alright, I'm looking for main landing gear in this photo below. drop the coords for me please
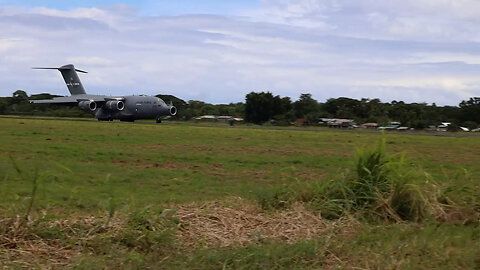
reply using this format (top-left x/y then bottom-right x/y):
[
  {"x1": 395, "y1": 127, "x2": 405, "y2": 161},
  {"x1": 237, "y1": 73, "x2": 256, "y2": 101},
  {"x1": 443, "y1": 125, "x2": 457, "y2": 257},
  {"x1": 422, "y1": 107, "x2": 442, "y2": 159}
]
[{"x1": 120, "y1": 119, "x2": 135, "y2": 122}]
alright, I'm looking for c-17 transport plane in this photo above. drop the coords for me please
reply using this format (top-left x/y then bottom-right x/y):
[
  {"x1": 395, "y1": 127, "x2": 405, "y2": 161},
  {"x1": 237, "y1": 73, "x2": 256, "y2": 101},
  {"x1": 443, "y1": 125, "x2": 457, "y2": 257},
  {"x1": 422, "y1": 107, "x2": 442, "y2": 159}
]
[{"x1": 30, "y1": 64, "x2": 177, "y2": 123}]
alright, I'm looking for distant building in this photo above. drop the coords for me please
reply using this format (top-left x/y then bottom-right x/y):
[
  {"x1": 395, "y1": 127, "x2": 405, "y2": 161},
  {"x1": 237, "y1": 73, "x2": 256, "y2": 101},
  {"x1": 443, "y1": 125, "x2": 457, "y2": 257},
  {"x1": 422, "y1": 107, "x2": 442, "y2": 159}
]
[
  {"x1": 426, "y1": 125, "x2": 437, "y2": 131},
  {"x1": 194, "y1": 115, "x2": 244, "y2": 123},
  {"x1": 437, "y1": 122, "x2": 451, "y2": 132},
  {"x1": 319, "y1": 118, "x2": 356, "y2": 128},
  {"x1": 361, "y1": 123, "x2": 379, "y2": 129},
  {"x1": 194, "y1": 115, "x2": 216, "y2": 122},
  {"x1": 296, "y1": 118, "x2": 309, "y2": 126},
  {"x1": 378, "y1": 122, "x2": 401, "y2": 130},
  {"x1": 216, "y1": 116, "x2": 234, "y2": 123}
]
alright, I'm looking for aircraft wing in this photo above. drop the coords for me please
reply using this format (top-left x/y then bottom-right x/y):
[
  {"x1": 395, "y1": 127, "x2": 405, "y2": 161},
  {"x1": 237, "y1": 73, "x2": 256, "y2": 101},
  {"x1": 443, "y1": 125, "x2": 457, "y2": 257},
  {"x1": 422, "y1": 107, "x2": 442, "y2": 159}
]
[
  {"x1": 30, "y1": 95, "x2": 122, "y2": 104},
  {"x1": 30, "y1": 96, "x2": 79, "y2": 104}
]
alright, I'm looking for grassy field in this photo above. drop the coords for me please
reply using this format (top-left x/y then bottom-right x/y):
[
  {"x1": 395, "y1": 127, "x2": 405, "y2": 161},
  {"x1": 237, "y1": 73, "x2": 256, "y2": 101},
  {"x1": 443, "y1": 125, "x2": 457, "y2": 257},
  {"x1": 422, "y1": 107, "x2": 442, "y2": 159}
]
[{"x1": 0, "y1": 118, "x2": 479, "y2": 269}]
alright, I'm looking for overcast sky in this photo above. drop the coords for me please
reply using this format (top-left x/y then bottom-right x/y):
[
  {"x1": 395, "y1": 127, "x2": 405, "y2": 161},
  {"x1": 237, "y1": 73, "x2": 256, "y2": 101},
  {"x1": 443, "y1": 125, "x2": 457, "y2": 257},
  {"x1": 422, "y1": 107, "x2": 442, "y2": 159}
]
[{"x1": 1, "y1": 0, "x2": 479, "y2": 105}]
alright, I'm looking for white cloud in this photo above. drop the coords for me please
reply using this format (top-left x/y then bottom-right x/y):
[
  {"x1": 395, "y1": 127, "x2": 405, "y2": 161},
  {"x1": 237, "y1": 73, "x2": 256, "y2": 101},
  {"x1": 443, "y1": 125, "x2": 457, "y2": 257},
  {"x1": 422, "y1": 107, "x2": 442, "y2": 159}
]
[
  {"x1": 0, "y1": 3, "x2": 479, "y2": 105},
  {"x1": 405, "y1": 53, "x2": 480, "y2": 65},
  {"x1": 251, "y1": 0, "x2": 480, "y2": 41},
  {"x1": 0, "y1": 38, "x2": 20, "y2": 52},
  {"x1": 356, "y1": 76, "x2": 479, "y2": 99},
  {"x1": 66, "y1": 57, "x2": 113, "y2": 66}
]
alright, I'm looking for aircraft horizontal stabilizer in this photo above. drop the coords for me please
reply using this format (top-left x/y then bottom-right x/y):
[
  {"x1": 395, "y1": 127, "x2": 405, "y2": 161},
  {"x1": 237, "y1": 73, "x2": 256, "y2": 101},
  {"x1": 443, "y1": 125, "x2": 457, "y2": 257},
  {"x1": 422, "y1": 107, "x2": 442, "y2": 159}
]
[{"x1": 33, "y1": 67, "x2": 88, "y2": 73}]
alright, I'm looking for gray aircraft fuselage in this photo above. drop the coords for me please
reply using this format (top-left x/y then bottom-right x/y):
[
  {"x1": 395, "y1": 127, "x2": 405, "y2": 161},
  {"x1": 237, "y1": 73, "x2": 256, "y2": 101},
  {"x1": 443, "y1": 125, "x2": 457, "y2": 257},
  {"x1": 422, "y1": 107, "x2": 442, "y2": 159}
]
[
  {"x1": 31, "y1": 64, "x2": 177, "y2": 123},
  {"x1": 91, "y1": 95, "x2": 177, "y2": 122}
]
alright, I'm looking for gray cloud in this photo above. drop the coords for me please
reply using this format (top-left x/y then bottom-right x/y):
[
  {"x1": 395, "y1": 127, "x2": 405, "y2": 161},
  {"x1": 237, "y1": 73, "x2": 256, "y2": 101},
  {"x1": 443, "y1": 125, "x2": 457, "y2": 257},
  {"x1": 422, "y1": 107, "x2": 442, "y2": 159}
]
[
  {"x1": 0, "y1": 2, "x2": 479, "y2": 105},
  {"x1": 255, "y1": 0, "x2": 480, "y2": 41}
]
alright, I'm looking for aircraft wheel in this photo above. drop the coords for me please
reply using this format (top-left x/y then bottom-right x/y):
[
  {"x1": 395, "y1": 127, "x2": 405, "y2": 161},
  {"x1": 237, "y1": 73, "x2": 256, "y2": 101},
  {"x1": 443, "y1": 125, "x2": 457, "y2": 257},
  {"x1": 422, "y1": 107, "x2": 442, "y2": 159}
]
[{"x1": 156, "y1": 118, "x2": 162, "y2": 124}]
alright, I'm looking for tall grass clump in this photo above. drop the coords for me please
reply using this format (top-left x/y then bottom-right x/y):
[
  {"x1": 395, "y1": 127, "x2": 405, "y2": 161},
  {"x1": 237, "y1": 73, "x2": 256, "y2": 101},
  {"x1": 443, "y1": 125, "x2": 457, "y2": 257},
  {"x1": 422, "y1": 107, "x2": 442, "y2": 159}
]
[
  {"x1": 313, "y1": 137, "x2": 478, "y2": 222},
  {"x1": 352, "y1": 137, "x2": 390, "y2": 206},
  {"x1": 255, "y1": 137, "x2": 474, "y2": 223},
  {"x1": 313, "y1": 138, "x2": 438, "y2": 221}
]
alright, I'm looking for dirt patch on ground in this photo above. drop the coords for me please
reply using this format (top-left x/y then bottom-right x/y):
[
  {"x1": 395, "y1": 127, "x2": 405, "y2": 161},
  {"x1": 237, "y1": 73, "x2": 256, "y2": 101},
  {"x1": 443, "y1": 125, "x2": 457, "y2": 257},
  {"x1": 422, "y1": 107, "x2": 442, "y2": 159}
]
[
  {"x1": 280, "y1": 171, "x2": 328, "y2": 181},
  {"x1": 112, "y1": 159, "x2": 230, "y2": 177},
  {"x1": 113, "y1": 159, "x2": 187, "y2": 170},
  {"x1": 174, "y1": 198, "x2": 360, "y2": 248},
  {"x1": 139, "y1": 143, "x2": 327, "y2": 157},
  {"x1": 239, "y1": 169, "x2": 267, "y2": 180}
]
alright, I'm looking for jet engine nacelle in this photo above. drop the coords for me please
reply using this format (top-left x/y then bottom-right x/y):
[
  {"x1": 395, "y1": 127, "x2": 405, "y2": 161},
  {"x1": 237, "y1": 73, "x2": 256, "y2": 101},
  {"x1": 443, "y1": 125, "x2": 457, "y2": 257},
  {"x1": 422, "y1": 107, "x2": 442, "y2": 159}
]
[
  {"x1": 106, "y1": 100, "x2": 125, "y2": 111},
  {"x1": 170, "y1": 106, "x2": 177, "y2": 116},
  {"x1": 78, "y1": 100, "x2": 97, "y2": 111}
]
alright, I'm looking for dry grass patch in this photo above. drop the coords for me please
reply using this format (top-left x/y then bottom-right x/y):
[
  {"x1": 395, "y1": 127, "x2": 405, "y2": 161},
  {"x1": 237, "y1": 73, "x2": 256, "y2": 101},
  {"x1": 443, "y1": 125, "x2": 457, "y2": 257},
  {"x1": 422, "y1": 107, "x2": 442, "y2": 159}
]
[
  {"x1": 0, "y1": 216, "x2": 86, "y2": 268},
  {"x1": 174, "y1": 197, "x2": 360, "y2": 248},
  {"x1": 0, "y1": 238, "x2": 79, "y2": 268},
  {"x1": 0, "y1": 198, "x2": 362, "y2": 267}
]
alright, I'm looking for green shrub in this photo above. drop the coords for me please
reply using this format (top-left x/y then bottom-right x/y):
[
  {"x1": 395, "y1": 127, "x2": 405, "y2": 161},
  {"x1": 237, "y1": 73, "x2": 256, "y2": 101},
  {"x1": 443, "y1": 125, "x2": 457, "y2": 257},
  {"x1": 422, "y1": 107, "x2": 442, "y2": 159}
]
[
  {"x1": 353, "y1": 138, "x2": 390, "y2": 206},
  {"x1": 116, "y1": 207, "x2": 177, "y2": 252},
  {"x1": 255, "y1": 181, "x2": 318, "y2": 210},
  {"x1": 315, "y1": 139, "x2": 438, "y2": 221},
  {"x1": 256, "y1": 137, "x2": 472, "y2": 223},
  {"x1": 255, "y1": 186, "x2": 292, "y2": 210},
  {"x1": 164, "y1": 239, "x2": 324, "y2": 269}
]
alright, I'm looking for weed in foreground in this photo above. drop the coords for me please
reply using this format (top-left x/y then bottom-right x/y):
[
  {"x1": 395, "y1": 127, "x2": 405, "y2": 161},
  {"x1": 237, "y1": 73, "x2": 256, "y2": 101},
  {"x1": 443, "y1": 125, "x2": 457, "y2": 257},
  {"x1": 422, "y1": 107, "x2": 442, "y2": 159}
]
[
  {"x1": 256, "y1": 138, "x2": 480, "y2": 223},
  {"x1": 116, "y1": 207, "x2": 177, "y2": 252},
  {"x1": 9, "y1": 156, "x2": 44, "y2": 222},
  {"x1": 315, "y1": 139, "x2": 457, "y2": 222}
]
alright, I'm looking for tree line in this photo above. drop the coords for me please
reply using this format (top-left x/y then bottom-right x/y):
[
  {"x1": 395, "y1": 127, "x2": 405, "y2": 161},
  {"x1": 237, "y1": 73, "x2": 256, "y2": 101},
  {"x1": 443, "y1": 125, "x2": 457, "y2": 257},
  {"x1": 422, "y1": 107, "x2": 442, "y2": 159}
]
[
  {"x1": 1, "y1": 90, "x2": 479, "y2": 129},
  {"x1": 244, "y1": 92, "x2": 480, "y2": 129}
]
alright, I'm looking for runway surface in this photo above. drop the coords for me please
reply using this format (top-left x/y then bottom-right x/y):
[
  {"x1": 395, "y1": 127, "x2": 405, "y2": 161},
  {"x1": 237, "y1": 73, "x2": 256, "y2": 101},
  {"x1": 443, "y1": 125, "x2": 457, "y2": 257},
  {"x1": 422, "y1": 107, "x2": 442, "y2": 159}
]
[{"x1": 1, "y1": 115, "x2": 479, "y2": 138}]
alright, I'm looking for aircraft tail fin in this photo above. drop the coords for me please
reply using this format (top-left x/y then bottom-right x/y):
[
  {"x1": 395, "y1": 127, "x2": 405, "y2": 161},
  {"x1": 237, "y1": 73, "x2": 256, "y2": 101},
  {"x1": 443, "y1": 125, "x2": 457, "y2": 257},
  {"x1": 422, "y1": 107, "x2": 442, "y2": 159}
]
[{"x1": 33, "y1": 64, "x2": 87, "y2": 95}]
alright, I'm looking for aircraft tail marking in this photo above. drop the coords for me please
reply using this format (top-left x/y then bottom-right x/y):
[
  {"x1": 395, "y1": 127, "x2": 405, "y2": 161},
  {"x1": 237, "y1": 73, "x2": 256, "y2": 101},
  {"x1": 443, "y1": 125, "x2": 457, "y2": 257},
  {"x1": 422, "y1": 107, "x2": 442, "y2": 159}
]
[{"x1": 33, "y1": 64, "x2": 87, "y2": 95}]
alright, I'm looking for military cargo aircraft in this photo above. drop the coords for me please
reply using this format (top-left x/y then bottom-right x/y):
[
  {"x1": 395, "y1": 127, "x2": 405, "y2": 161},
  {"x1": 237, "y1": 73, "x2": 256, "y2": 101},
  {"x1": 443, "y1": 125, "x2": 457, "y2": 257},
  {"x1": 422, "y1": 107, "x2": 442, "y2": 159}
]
[{"x1": 30, "y1": 64, "x2": 177, "y2": 123}]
